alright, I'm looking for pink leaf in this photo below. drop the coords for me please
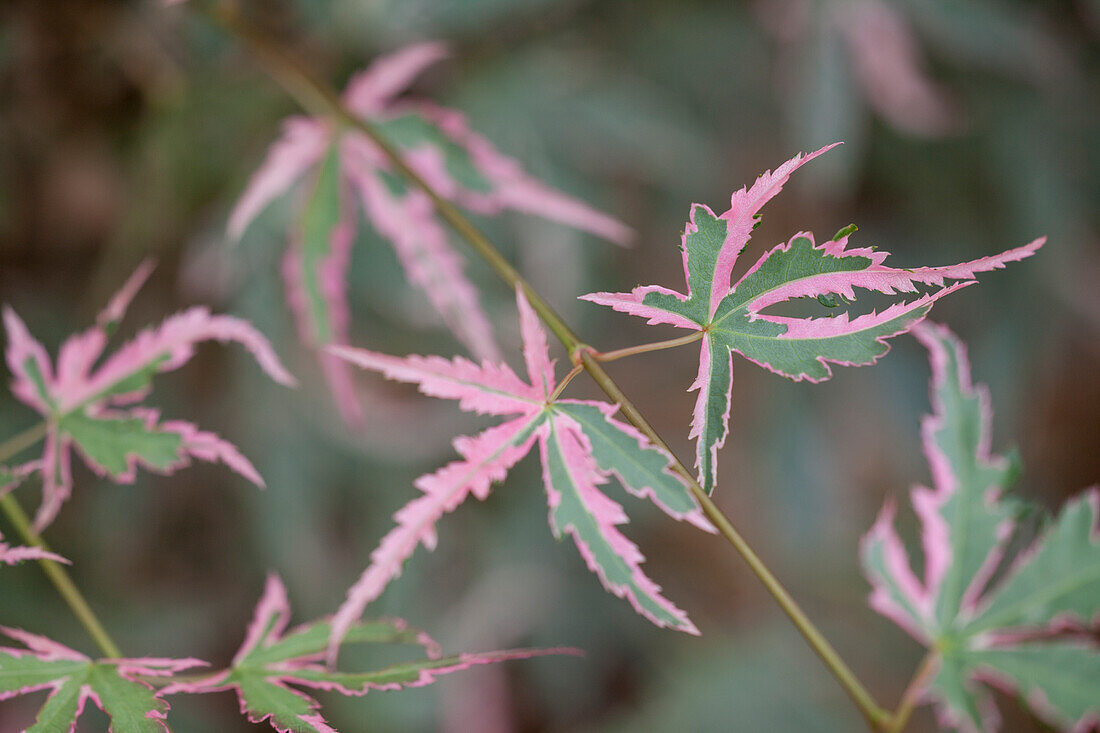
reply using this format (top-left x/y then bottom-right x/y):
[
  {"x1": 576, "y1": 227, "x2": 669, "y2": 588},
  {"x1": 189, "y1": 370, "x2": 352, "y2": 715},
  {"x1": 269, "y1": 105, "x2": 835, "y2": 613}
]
[
  {"x1": 330, "y1": 288, "x2": 703, "y2": 656},
  {"x1": 344, "y1": 42, "x2": 450, "y2": 116},
  {"x1": 517, "y1": 284, "x2": 555, "y2": 400},
  {"x1": 328, "y1": 417, "x2": 543, "y2": 663},
  {"x1": 230, "y1": 43, "x2": 628, "y2": 417},
  {"x1": 352, "y1": 168, "x2": 501, "y2": 362},
  {"x1": 414, "y1": 103, "x2": 633, "y2": 244},
  {"x1": 3, "y1": 271, "x2": 293, "y2": 531},
  {"x1": 62, "y1": 306, "x2": 295, "y2": 410},
  {"x1": 712, "y1": 144, "x2": 840, "y2": 316},
  {"x1": 838, "y1": 0, "x2": 957, "y2": 136},
  {"x1": 97, "y1": 259, "x2": 156, "y2": 331},
  {"x1": 0, "y1": 532, "x2": 69, "y2": 566},
  {"x1": 228, "y1": 117, "x2": 330, "y2": 241},
  {"x1": 326, "y1": 346, "x2": 540, "y2": 416},
  {"x1": 3, "y1": 306, "x2": 55, "y2": 413},
  {"x1": 160, "y1": 416, "x2": 265, "y2": 488}
]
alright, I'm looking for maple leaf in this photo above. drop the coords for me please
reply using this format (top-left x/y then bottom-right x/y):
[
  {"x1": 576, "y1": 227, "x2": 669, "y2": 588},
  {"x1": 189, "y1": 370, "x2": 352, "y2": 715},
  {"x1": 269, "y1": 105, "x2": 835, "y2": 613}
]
[
  {"x1": 0, "y1": 626, "x2": 205, "y2": 732},
  {"x1": 757, "y1": 0, "x2": 957, "y2": 137},
  {"x1": 861, "y1": 322, "x2": 1100, "y2": 732},
  {"x1": 229, "y1": 42, "x2": 631, "y2": 426},
  {"x1": 2, "y1": 261, "x2": 296, "y2": 531},
  {"x1": 581, "y1": 145, "x2": 1043, "y2": 494},
  {"x1": 326, "y1": 287, "x2": 713, "y2": 658},
  {"x1": 165, "y1": 575, "x2": 577, "y2": 733}
]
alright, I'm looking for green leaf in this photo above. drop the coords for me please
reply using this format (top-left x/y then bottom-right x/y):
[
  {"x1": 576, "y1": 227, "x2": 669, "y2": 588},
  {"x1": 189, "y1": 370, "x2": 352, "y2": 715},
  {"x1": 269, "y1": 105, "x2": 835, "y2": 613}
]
[
  {"x1": 60, "y1": 412, "x2": 183, "y2": 476},
  {"x1": 960, "y1": 642, "x2": 1100, "y2": 729},
  {"x1": 966, "y1": 493, "x2": 1100, "y2": 634}
]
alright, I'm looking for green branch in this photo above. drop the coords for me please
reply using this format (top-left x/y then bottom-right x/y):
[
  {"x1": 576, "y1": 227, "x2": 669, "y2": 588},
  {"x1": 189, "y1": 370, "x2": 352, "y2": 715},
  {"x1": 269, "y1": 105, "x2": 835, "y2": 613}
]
[
  {"x1": 0, "y1": 492, "x2": 122, "y2": 659},
  {"x1": 0, "y1": 422, "x2": 123, "y2": 658}
]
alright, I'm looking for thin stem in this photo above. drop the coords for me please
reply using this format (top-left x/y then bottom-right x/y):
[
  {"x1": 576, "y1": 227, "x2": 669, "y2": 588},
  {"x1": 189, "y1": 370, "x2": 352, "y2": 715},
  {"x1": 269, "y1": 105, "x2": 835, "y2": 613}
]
[
  {"x1": 579, "y1": 353, "x2": 892, "y2": 730},
  {"x1": 549, "y1": 363, "x2": 585, "y2": 402},
  {"x1": 886, "y1": 652, "x2": 938, "y2": 733},
  {"x1": 0, "y1": 422, "x2": 47, "y2": 464},
  {"x1": 590, "y1": 331, "x2": 704, "y2": 363},
  {"x1": 0, "y1": 492, "x2": 122, "y2": 658},
  {"x1": 204, "y1": 12, "x2": 892, "y2": 729}
]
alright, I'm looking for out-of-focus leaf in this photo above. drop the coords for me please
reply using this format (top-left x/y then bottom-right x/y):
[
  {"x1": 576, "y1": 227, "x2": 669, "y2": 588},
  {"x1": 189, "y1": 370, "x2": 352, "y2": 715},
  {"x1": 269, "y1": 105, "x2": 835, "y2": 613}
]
[
  {"x1": 862, "y1": 322, "x2": 1100, "y2": 732},
  {"x1": 166, "y1": 575, "x2": 576, "y2": 733},
  {"x1": 0, "y1": 627, "x2": 205, "y2": 733},
  {"x1": 1, "y1": 263, "x2": 294, "y2": 531}
]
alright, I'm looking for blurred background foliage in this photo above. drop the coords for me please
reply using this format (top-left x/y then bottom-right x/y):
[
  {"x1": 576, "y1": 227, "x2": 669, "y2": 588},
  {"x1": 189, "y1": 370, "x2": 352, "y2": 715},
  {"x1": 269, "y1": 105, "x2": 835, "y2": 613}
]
[{"x1": 1, "y1": 0, "x2": 1097, "y2": 730}]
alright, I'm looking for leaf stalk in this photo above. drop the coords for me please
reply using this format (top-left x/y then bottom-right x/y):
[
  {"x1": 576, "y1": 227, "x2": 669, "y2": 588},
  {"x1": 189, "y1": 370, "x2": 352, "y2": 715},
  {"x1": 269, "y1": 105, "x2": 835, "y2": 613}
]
[
  {"x1": 588, "y1": 331, "x2": 704, "y2": 363},
  {"x1": 885, "y1": 652, "x2": 938, "y2": 732},
  {"x1": 0, "y1": 421, "x2": 47, "y2": 464}
]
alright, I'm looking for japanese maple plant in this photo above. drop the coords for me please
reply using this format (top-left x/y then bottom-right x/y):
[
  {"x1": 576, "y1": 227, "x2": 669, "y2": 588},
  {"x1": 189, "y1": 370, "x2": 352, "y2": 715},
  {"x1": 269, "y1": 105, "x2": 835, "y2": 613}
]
[{"x1": 1, "y1": 3, "x2": 1096, "y2": 732}]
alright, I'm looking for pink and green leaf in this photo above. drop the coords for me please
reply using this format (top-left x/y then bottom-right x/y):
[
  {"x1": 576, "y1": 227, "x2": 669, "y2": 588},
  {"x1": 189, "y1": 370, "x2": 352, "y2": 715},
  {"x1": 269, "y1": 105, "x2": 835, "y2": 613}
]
[
  {"x1": 581, "y1": 147, "x2": 1042, "y2": 494},
  {"x1": 328, "y1": 288, "x2": 703, "y2": 655},
  {"x1": 0, "y1": 627, "x2": 204, "y2": 733},
  {"x1": 2, "y1": 266, "x2": 293, "y2": 530},
  {"x1": 860, "y1": 323, "x2": 1100, "y2": 732},
  {"x1": 554, "y1": 401, "x2": 712, "y2": 531},
  {"x1": 541, "y1": 415, "x2": 698, "y2": 633},
  {"x1": 230, "y1": 43, "x2": 628, "y2": 421},
  {"x1": 170, "y1": 575, "x2": 575, "y2": 733},
  {"x1": 351, "y1": 165, "x2": 501, "y2": 363},
  {"x1": 282, "y1": 142, "x2": 364, "y2": 426},
  {"x1": 327, "y1": 415, "x2": 545, "y2": 660}
]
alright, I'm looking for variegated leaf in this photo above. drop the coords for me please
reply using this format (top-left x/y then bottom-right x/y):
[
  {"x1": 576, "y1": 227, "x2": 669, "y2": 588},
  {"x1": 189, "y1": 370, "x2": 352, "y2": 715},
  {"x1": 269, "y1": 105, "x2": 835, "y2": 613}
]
[
  {"x1": 166, "y1": 575, "x2": 575, "y2": 733},
  {"x1": 328, "y1": 288, "x2": 708, "y2": 660},
  {"x1": 2, "y1": 265, "x2": 293, "y2": 530},
  {"x1": 582, "y1": 146, "x2": 1042, "y2": 494},
  {"x1": 861, "y1": 322, "x2": 1100, "y2": 732},
  {"x1": 229, "y1": 42, "x2": 630, "y2": 424},
  {"x1": 0, "y1": 627, "x2": 204, "y2": 733}
]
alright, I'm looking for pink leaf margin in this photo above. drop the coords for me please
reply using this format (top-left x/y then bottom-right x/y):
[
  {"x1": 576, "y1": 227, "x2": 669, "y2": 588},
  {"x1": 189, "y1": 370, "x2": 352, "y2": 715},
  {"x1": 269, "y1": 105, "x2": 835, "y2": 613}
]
[
  {"x1": 710, "y1": 143, "x2": 840, "y2": 316},
  {"x1": 542, "y1": 414, "x2": 699, "y2": 634},
  {"x1": 0, "y1": 533, "x2": 68, "y2": 566},
  {"x1": 0, "y1": 626, "x2": 205, "y2": 732},
  {"x1": 326, "y1": 417, "x2": 542, "y2": 665}
]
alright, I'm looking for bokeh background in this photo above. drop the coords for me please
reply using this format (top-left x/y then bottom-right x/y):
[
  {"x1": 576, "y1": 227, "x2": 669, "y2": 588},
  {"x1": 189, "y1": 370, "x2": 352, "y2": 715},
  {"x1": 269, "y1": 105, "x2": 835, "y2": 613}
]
[{"x1": 1, "y1": 0, "x2": 1098, "y2": 730}]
